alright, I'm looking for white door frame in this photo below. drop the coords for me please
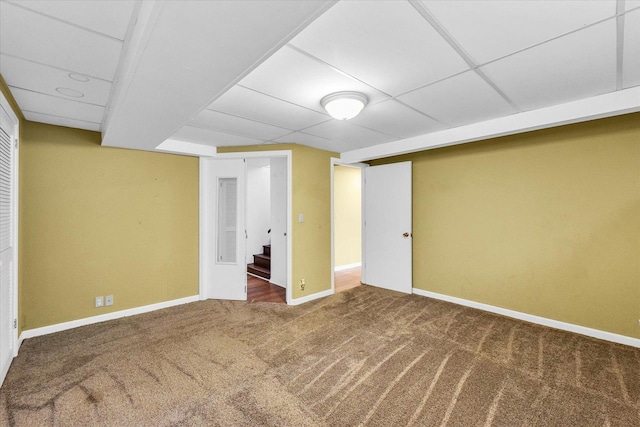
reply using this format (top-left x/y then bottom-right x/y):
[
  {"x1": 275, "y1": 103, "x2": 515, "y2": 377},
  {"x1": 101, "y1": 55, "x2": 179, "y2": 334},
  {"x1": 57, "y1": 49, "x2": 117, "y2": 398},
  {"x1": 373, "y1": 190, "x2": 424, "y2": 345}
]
[
  {"x1": 200, "y1": 150, "x2": 292, "y2": 303},
  {"x1": 0, "y1": 93, "x2": 19, "y2": 359},
  {"x1": 330, "y1": 157, "x2": 368, "y2": 293}
]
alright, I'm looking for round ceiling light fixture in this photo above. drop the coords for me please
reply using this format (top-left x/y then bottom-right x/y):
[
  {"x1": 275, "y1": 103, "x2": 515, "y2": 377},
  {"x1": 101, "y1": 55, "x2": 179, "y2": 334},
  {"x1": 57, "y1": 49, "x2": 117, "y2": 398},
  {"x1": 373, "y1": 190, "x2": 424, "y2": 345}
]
[
  {"x1": 55, "y1": 87, "x2": 84, "y2": 98},
  {"x1": 321, "y1": 91, "x2": 368, "y2": 120},
  {"x1": 68, "y1": 73, "x2": 90, "y2": 83}
]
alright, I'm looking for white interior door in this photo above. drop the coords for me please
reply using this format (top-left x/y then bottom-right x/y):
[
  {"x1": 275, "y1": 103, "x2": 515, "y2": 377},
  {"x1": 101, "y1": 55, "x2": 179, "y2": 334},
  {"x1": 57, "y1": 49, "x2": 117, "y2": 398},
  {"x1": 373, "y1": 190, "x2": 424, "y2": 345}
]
[
  {"x1": 363, "y1": 161, "x2": 412, "y2": 293},
  {"x1": 0, "y1": 101, "x2": 16, "y2": 385},
  {"x1": 269, "y1": 157, "x2": 287, "y2": 288},
  {"x1": 201, "y1": 158, "x2": 246, "y2": 300}
]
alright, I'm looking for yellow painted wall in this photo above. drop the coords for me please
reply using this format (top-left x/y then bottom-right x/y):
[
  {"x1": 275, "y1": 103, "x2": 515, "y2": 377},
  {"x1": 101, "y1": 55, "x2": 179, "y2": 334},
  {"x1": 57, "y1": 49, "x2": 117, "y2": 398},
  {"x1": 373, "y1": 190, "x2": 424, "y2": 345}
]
[
  {"x1": 217, "y1": 144, "x2": 336, "y2": 299},
  {"x1": 334, "y1": 165, "x2": 361, "y2": 267},
  {"x1": 373, "y1": 113, "x2": 640, "y2": 339},
  {"x1": 21, "y1": 122, "x2": 199, "y2": 330}
]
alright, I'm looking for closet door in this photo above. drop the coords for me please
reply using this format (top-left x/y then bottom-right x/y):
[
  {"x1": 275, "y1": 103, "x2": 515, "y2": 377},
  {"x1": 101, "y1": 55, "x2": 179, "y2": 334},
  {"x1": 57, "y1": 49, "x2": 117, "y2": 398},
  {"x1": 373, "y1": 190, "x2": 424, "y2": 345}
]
[{"x1": 0, "y1": 103, "x2": 16, "y2": 386}]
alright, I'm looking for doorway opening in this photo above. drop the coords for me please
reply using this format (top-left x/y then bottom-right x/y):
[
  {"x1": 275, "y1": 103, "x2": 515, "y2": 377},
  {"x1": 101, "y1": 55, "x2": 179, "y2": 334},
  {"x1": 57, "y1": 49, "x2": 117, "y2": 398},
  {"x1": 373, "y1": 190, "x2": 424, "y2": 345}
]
[
  {"x1": 331, "y1": 160, "x2": 365, "y2": 294},
  {"x1": 200, "y1": 151, "x2": 292, "y2": 304},
  {"x1": 245, "y1": 157, "x2": 286, "y2": 303}
]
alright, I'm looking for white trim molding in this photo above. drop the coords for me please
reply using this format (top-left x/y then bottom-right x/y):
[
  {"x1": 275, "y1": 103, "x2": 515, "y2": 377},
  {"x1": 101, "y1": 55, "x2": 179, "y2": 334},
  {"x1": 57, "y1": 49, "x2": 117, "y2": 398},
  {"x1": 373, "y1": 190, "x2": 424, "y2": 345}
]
[
  {"x1": 341, "y1": 87, "x2": 640, "y2": 163},
  {"x1": 335, "y1": 262, "x2": 361, "y2": 272},
  {"x1": 19, "y1": 296, "x2": 199, "y2": 346},
  {"x1": 156, "y1": 138, "x2": 218, "y2": 157},
  {"x1": 413, "y1": 288, "x2": 640, "y2": 348},
  {"x1": 289, "y1": 289, "x2": 334, "y2": 306}
]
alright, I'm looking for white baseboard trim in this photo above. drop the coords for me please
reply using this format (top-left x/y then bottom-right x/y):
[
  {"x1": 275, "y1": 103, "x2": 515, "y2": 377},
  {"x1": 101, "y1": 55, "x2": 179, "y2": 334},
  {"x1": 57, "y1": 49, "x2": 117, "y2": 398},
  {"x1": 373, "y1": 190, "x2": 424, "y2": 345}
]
[
  {"x1": 19, "y1": 295, "x2": 200, "y2": 342},
  {"x1": 269, "y1": 280, "x2": 286, "y2": 288},
  {"x1": 289, "y1": 289, "x2": 334, "y2": 306},
  {"x1": 412, "y1": 288, "x2": 640, "y2": 348},
  {"x1": 247, "y1": 272, "x2": 268, "y2": 281},
  {"x1": 335, "y1": 262, "x2": 361, "y2": 272}
]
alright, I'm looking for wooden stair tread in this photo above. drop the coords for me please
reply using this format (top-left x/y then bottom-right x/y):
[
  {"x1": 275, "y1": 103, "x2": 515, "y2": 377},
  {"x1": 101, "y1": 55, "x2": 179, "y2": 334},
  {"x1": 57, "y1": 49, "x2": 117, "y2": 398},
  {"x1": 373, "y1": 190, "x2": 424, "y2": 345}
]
[{"x1": 248, "y1": 263, "x2": 270, "y2": 279}]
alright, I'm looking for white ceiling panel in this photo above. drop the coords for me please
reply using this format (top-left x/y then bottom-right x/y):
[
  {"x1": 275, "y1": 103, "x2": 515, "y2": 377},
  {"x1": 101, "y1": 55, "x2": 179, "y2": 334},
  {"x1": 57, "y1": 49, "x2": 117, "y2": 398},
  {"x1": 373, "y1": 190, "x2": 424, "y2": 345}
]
[
  {"x1": 22, "y1": 111, "x2": 101, "y2": 132},
  {"x1": 2, "y1": 0, "x2": 634, "y2": 157},
  {"x1": 480, "y1": 20, "x2": 617, "y2": 112},
  {"x1": 349, "y1": 99, "x2": 445, "y2": 139},
  {"x1": 239, "y1": 45, "x2": 389, "y2": 114},
  {"x1": 627, "y1": 1, "x2": 640, "y2": 11},
  {"x1": 8, "y1": 0, "x2": 135, "y2": 40},
  {"x1": 274, "y1": 131, "x2": 359, "y2": 153},
  {"x1": 208, "y1": 85, "x2": 329, "y2": 130},
  {"x1": 303, "y1": 120, "x2": 397, "y2": 148},
  {"x1": 102, "y1": 0, "x2": 336, "y2": 150},
  {"x1": 423, "y1": 0, "x2": 616, "y2": 64},
  {"x1": 171, "y1": 126, "x2": 263, "y2": 148},
  {"x1": 398, "y1": 71, "x2": 516, "y2": 127},
  {"x1": 189, "y1": 109, "x2": 291, "y2": 141},
  {"x1": 10, "y1": 86, "x2": 105, "y2": 123},
  {"x1": 289, "y1": 0, "x2": 469, "y2": 96},
  {"x1": 0, "y1": 2, "x2": 123, "y2": 81},
  {"x1": 0, "y1": 54, "x2": 111, "y2": 106},
  {"x1": 623, "y1": 9, "x2": 640, "y2": 89}
]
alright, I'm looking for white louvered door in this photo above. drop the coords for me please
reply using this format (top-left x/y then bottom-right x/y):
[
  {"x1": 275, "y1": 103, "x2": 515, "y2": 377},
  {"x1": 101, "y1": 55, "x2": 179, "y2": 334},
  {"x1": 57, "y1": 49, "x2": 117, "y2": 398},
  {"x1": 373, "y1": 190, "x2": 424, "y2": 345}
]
[{"x1": 0, "y1": 103, "x2": 16, "y2": 386}]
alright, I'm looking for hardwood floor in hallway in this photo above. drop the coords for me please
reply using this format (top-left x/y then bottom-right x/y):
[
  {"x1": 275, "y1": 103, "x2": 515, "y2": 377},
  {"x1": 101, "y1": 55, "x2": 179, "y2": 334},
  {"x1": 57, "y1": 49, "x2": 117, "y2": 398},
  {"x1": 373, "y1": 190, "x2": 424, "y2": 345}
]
[
  {"x1": 247, "y1": 275, "x2": 286, "y2": 303},
  {"x1": 335, "y1": 266, "x2": 361, "y2": 293},
  {"x1": 247, "y1": 266, "x2": 361, "y2": 304}
]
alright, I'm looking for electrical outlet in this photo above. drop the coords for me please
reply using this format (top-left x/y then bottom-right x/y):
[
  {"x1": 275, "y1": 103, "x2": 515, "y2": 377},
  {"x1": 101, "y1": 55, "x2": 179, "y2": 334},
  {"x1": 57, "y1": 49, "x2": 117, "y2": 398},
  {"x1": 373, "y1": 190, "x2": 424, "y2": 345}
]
[
  {"x1": 105, "y1": 295, "x2": 113, "y2": 306},
  {"x1": 95, "y1": 296, "x2": 103, "y2": 308},
  {"x1": 300, "y1": 279, "x2": 305, "y2": 291}
]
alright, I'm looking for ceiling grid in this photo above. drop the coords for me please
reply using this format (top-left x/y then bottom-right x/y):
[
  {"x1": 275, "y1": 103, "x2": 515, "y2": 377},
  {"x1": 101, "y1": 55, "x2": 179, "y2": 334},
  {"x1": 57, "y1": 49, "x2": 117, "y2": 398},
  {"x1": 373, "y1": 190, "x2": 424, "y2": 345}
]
[
  {"x1": 408, "y1": 0, "x2": 522, "y2": 112},
  {"x1": 0, "y1": 0, "x2": 637, "y2": 155}
]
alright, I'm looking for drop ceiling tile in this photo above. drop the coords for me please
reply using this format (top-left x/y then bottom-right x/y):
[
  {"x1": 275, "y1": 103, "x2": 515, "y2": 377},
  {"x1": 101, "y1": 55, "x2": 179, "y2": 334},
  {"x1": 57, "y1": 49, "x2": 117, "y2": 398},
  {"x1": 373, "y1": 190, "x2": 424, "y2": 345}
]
[
  {"x1": 349, "y1": 99, "x2": 445, "y2": 139},
  {"x1": 171, "y1": 126, "x2": 263, "y2": 148},
  {"x1": 0, "y1": 54, "x2": 111, "y2": 106},
  {"x1": 10, "y1": 86, "x2": 105, "y2": 123},
  {"x1": 398, "y1": 71, "x2": 516, "y2": 127},
  {"x1": 623, "y1": 9, "x2": 640, "y2": 89},
  {"x1": 289, "y1": 1, "x2": 469, "y2": 96},
  {"x1": 190, "y1": 110, "x2": 291, "y2": 141},
  {"x1": 303, "y1": 120, "x2": 397, "y2": 148},
  {"x1": 22, "y1": 111, "x2": 100, "y2": 132},
  {"x1": 208, "y1": 85, "x2": 329, "y2": 130},
  {"x1": 239, "y1": 45, "x2": 389, "y2": 114},
  {"x1": 11, "y1": 0, "x2": 135, "y2": 40},
  {"x1": 0, "y1": 2, "x2": 122, "y2": 81},
  {"x1": 627, "y1": 1, "x2": 640, "y2": 11},
  {"x1": 274, "y1": 131, "x2": 358, "y2": 153},
  {"x1": 480, "y1": 20, "x2": 617, "y2": 112},
  {"x1": 423, "y1": 0, "x2": 616, "y2": 64}
]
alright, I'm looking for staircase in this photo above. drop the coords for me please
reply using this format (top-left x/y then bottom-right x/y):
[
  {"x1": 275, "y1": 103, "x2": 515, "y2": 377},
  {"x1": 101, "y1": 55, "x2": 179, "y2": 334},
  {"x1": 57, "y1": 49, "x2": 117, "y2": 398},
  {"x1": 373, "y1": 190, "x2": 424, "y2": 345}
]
[{"x1": 248, "y1": 244, "x2": 271, "y2": 280}]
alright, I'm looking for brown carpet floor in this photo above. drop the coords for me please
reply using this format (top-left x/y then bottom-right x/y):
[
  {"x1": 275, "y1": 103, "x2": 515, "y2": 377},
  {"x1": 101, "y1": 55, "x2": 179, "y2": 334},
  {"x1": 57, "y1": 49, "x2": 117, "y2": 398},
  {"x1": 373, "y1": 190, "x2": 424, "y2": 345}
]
[{"x1": 1, "y1": 285, "x2": 639, "y2": 426}]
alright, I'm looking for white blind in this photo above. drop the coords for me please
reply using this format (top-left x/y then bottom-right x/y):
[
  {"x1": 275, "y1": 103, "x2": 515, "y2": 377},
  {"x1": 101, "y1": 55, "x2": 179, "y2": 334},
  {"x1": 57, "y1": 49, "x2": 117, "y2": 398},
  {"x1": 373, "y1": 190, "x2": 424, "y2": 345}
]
[{"x1": 0, "y1": 123, "x2": 11, "y2": 253}]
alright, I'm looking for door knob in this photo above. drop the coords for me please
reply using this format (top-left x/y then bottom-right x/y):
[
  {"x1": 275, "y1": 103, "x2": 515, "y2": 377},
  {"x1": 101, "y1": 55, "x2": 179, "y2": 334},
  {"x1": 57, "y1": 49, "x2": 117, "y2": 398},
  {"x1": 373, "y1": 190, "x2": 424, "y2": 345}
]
[{"x1": 403, "y1": 232, "x2": 409, "y2": 238}]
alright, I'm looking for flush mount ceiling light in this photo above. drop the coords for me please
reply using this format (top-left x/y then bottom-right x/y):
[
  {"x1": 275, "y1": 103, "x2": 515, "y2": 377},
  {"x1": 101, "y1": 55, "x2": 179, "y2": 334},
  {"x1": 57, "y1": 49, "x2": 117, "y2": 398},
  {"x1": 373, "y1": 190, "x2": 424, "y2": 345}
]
[
  {"x1": 55, "y1": 87, "x2": 84, "y2": 98},
  {"x1": 321, "y1": 91, "x2": 368, "y2": 120},
  {"x1": 68, "y1": 73, "x2": 90, "y2": 82}
]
